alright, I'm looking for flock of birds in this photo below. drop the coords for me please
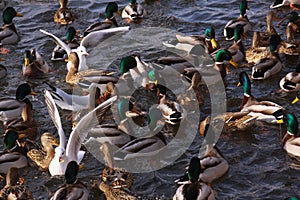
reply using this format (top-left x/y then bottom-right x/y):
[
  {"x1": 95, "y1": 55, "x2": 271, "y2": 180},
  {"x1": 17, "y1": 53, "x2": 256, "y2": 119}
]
[{"x1": 0, "y1": 0, "x2": 300, "y2": 199}]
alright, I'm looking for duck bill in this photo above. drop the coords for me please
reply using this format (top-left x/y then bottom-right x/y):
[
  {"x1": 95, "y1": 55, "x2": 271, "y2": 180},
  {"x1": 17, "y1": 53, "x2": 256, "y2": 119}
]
[
  {"x1": 211, "y1": 38, "x2": 218, "y2": 49},
  {"x1": 30, "y1": 91, "x2": 37, "y2": 95},
  {"x1": 24, "y1": 58, "x2": 30, "y2": 67},
  {"x1": 237, "y1": 81, "x2": 241, "y2": 87},
  {"x1": 16, "y1": 12, "x2": 23, "y2": 17},
  {"x1": 229, "y1": 59, "x2": 238, "y2": 67},
  {"x1": 277, "y1": 119, "x2": 284, "y2": 124},
  {"x1": 53, "y1": 139, "x2": 59, "y2": 147},
  {"x1": 292, "y1": 97, "x2": 299, "y2": 104}
]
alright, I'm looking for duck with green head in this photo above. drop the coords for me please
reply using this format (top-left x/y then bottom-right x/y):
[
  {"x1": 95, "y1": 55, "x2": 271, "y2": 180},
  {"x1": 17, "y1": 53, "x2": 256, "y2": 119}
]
[
  {"x1": 228, "y1": 24, "x2": 246, "y2": 63},
  {"x1": 214, "y1": 49, "x2": 238, "y2": 80},
  {"x1": 238, "y1": 72, "x2": 285, "y2": 124},
  {"x1": 251, "y1": 34, "x2": 282, "y2": 80},
  {"x1": 173, "y1": 157, "x2": 215, "y2": 200},
  {"x1": 84, "y1": 2, "x2": 122, "y2": 36},
  {"x1": 0, "y1": 130, "x2": 28, "y2": 174},
  {"x1": 0, "y1": 7, "x2": 23, "y2": 46},
  {"x1": 224, "y1": 0, "x2": 251, "y2": 40},
  {"x1": 50, "y1": 161, "x2": 89, "y2": 200},
  {"x1": 278, "y1": 113, "x2": 300, "y2": 157},
  {"x1": 122, "y1": 0, "x2": 144, "y2": 23},
  {"x1": 54, "y1": 0, "x2": 76, "y2": 25}
]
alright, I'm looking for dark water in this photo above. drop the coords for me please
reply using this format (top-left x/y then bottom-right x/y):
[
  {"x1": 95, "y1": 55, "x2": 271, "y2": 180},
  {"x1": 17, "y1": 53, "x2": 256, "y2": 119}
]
[{"x1": 0, "y1": 0, "x2": 300, "y2": 199}]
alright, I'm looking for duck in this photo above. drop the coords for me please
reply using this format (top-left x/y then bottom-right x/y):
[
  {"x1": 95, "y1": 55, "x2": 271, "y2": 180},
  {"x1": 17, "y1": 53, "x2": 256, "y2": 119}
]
[
  {"x1": 270, "y1": 0, "x2": 300, "y2": 9},
  {"x1": 22, "y1": 48, "x2": 51, "y2": 78},
  {"x1": 0, "y1": 83, "x2": 36, "y2": 126},
  {"x1": 0, "y1": 130, "x2": 28, "y2": 174},
  {"x1": 173, "y1": 157, "x2": 215, "y2": 200},
  {"x1": 0, "y1": 7, "x2": 23, "y2": 45},
  {"x1": 278, "y1": 113, "x2": 300, "y2": 157},
  {"x1": 122, "y1": 0, "x2": 144, "y2": 23},
  {"x1": 0, "y1": 167, "x2": 33, "y2": 199},
  {"x1": 51, "y1": 27, "x2": 80, "y2": 61},
  {"x1": 292, "y1": 90, "x2": 300, "y2": 104},
  {"x1": 0, "y1": 58, "x2": 6, "y2": 79},
  {"x1": 213, "y1": 49, "x2": 238, "y2": 81},
  {"x1": 238, "y1": 71, "x2": 285, "y2": 124},
  {"x1": 100, "y1": 142, "x2": 134, "y2": 189},
  {"x1": 227, "y1": 24, "x2": 246, "y2": 64},
  {"x1": 279, "y1": 64, "x2": 300, "y2": 92},
  {"x1": 224, "y1": 0, "x2": 251, "y2": 41},
  {"x1": 5, "y1": 98, "x2": 38, "y2": 142},
  {"x1": 251, "y1": 34, "x2": 282, "y2": 80},
  {"x1": 50, "y1": 161, "x2": 89, "y2": 200},
  {"x1": 44, "y1": 89, "x2": 117, "y2": 176},
  {"x1": 84, "y1": 2, "x2": 121, "y2": 36},
  {"x1": 54, "y1": 0, "x2": 76, "y2": 25},
  {"x1": 27, "y1": 132, "x2": 59, "y2": 171},
  {"x1": 99, "y1": 182, "x2": 137, "y2": 200}
]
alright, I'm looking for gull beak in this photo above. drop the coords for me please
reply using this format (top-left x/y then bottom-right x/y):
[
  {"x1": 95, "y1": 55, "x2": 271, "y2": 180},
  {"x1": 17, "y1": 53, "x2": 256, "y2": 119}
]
[
  {"x1": 292, "y1": 96, "x2": 299, "y2": 104},
  {"x1": 59, "y1": 157, "x2": 64, "y2": 163},
  {"x1": 16, "y1": 12, "x2": 23, "y2": 17},
  {"x1": 211, "y1": 38, "x2": 218, "y2": 49},
  {"x1": 230, "y1": 59, "x2": 238, "y2": 67}
]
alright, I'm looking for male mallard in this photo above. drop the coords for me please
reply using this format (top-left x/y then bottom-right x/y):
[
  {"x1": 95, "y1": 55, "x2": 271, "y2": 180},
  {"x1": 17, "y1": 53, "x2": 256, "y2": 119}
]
[
  {"x1": 122, "y1": 0, "x2": 144, "y2": 23},
  {"x1": 278, "y1": 113, "x2": 300, "y2": 157},
  {"x1": 173, "y1": 157, "x2": 215, "y2": 200},
  {"x1": 0, "y1": 167, "x2": 33, "y2": 199},
  {"x1": 100, "y1": 142, "x2": 133, "y2": 189},
  {"x1": 280, "y1": 64, "x2": 300, "y2": 92},
  {"x1": 270, "y1": 0, "x2": 300, "y2": 9},
  {"x1": 0, "y1": 130, "x2": 28, "y2": 174},
  {"x1": 23, "y1": 48, "x2": 51, "y2": 78},
  {"x1": 224, "y1": 0, "x2": 251, "y2": 40},
  {"x1": 99, "y1": 182, "x2": 137, "y2": 200},
  {"x1": 44, "y1": 90, "x2": 117, "y2": 176},
  {"x1": 51, "y1": 27, "x2": 80, "y2": 61},
  {"x1": 84, "y1": 2, "x2": 121, "y2": 36},
  {"x1": 213, "y1": 49, "x2": 238, "y2": 81},
  {"x1": 27, "y1": 132, "x2": 59, "y2": 171},
  {"x1": 251, "y1": 34, "x2": 282, "y2": 80},
  {"x1": 50, "y1": 161, "x2": 89, "y2": 200},
  {"x1": 54, "y1": 0, "x2": 76, "y2": 25},
  {"x1": 227, "y1": 24, "x2": 246, "y2": 64},
  {"x1": 0, "y1": 7, "x2": 23, "y2": 45},
  {"x1": 0, "y1": 83, "x2": 36, "y2": 125},
  {"x1": 239, "y1": 71, "x2": 285, "y2": 124}
]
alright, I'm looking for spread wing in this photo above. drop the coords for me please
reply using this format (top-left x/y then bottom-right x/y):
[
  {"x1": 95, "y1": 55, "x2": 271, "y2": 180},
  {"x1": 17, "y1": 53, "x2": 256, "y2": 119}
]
[{"x1": 40, "y1": 29, "x2": 71, "y2": 55}]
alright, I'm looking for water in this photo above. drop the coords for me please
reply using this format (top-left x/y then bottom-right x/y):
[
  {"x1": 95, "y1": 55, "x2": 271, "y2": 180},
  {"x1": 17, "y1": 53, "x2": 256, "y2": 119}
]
[{"x1": 0, "y1": 0, "x2": 300, "y2": 199}]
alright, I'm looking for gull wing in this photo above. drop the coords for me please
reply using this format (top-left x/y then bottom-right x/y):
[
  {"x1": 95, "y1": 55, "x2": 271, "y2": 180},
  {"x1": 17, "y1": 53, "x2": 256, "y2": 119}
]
[{"x1": 40, "y1": 29, "x2": 71, "y2": 55}]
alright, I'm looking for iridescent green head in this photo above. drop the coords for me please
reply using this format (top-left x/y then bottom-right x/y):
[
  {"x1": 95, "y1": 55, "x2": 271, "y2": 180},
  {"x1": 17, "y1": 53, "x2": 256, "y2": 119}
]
[
  {"x1": 204, "y1": 27, "x2": 216, "y2": 40},
  {"x1": 3, "y1": 7, "x2": 23, "y2": 24},
  {"x1": 239, "y1": 72, "x2": 251, "y2": 96},
  {"x1": 4, "y1": 130, "x2": 19, "y2": 150},
  {"x1": 66, "y1": 27, "x2": 76, "y2": 43},
  {"x1": 215, "y1": 49, "x2": 232, "y2": 62},
  {"x1": 65, "y1": 161, "x2": 79, "y2": 184},
  {"x1": 239, "y1": 0, "x2": 248, "y2": 17},
  {"x1": 130, "y1": 0, "x2": 137, "y2": 4},
  {"x1": 234, "y1": 24, "x2": 244, "y2": 42},
  {"x1": 16, "y1": 83, "x2": 34, "y2": 101},
  {"x1": 285, "y1": 197, "x2": 299, "y2": 200},
  {"x1": 105, "y1": 2, "x2": 119, "y2": 19},
  {"x1": 284, "y1": 113, "x2": 298, "y2": 136},
  {"x1": 188, "y1": 157, "x2": 202, "y2": 183},
  {"x1": 289, "y1": 11, "x2": 299, "y2": 23},
  {"x1": 120, "y1": 56, "x2": 137, "y2": 74},
  {"x1": 269, "y1": 34, "x2": 281, "y2": 53}
]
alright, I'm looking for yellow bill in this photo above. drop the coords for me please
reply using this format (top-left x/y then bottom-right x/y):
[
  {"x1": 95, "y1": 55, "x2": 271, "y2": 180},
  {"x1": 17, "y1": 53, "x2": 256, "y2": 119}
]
[
  {"x1": 292, "y1": 96, "x2": 299, "y2": 104},
  {"x1": 230, "y1": 59, "x2": 238, "y2": 67}
]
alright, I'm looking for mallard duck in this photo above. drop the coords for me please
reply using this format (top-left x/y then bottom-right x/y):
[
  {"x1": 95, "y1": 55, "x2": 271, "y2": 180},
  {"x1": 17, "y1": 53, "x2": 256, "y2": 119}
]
[
  {"x1": 280, "y1": 64, "x2": 300, "y2": 92},
  {"x1": 22, "y1": 48, "x2": 51, "y2": 78},
  {"x1": 270, "y1": 0, "x2": 300, "y2": 9},
  {"x1": 44, "y1": 89, "x2": 117, "y2": 176},
  {"x1": 122, "y1": 0, "x2": 144, "y2": 23},
  {"x1": 173, "y1": 157, "x2": 215, "y2": 200},
  {"x1": 0, "y1": 83, "x2": 36, "y2": 125},
  {"x1": 224, "y1": 0, "x2": 251, "y2": 41},
  {"x1": 227, "y1": 24, "x2": 246, "y2": 64},
  {"x1": 100, "y1": 142, "x2": 133, "y2": 189},
  {"x1": 51, "y1": 27, "x2": 80, "y2": 61},
  {"x1": 0, "y1": 58, "x2": 6, "y2": 79},
  {"x1": 292, "y1": 90, "x2": 300, "y2": 103},
  {"x1": 213, "y1": 49, "x2": 238, "y2": 80},
  {"x1": 0, "y1": 7, "x2": 23, "y2": 45},
  {"x1": 278, "y1": 113, "x2": 300, "y2": 157},
  {"x1": 27, "y1": 132, "x2": 59, "y2": 171},
  {"x1": 5, "y1": 98, "x2": 38, "y2": 141},
  {"x1": 84, "y1": 2, "x2": 121, "y2": 36},
  {"x1": 99, "y1": 182, "x2": 137, "y2": 200},
  {"x1": 0, "y1": 130, "x2": 28, "y2": 174},
  {"x1": 54, "y1": 0, "x2": 76, "y2": 25},
  {"x1": 0, "y1": 167, "x2": 33, "y2": 199},
  {"x1": 50, "y1": 161, "x2": 89, "y2": 200},
  {"x1": 251, "y1": 34, "x2": 282, "y2": 80},
  {"x1": 239, "y1": 71, "x2": 285, "y2": 123}
]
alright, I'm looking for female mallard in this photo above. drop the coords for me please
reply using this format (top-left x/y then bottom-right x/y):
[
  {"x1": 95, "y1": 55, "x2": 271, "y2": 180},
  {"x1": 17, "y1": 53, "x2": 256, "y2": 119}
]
[
  {"x1": 84, "y1": 2, "x2": 121, "y2": 36},
  {"x1": 173, "y1": 157, "x2": 215, "y2": 200},
  {"x1": 44, "y1": 90, "x2": 117, "y2": 176},
  {"x1": 0, "y1": 167, "x2": 33, "y2": 199},
  {"x1": 51, "y1": 27, "x2": 80, "y2": 61},
  {"x1": 100, "y1": 142, "x2": 133, "y2": 189},
  {"x1": 27, "y1": 132, "x2": 59, "y2": 171},
  {"x1": 0, "y1": 7, "x2": 23, "y2": 45},
  {"x1": 23, "y1": 48, "x2": 51, "y2": 78},
  {"x1": 54, "y1": 0, "x2": 76, "y2": 25},
  {"x1": 280, "y1": 64, "x2": 300, "y2": 92},
  {"x1": 270, "y1": 0, "x2": 300, "y2": 9},
  {"x1": 122, "y1": 0, "x2": 144, "y2": 23},
  {"x1": 0, "y1": 130, "x2": 28, "y2": 174},
  {"x1": 99, "y1": 182, "x2": 137, "y2": 200},
  {"x1": 224, "y1": 0, "x2": 251, "y2": 41},
  {"x1": 0, "y1": 83, "x2": 36, "y2": 125},
  {"x1": 278, "y1": 113, "x2": 300, "y2": 157},
  {"x1": 251, "y1": 34, "x2": 282, "y2": 80},
  {"x1": 239, "y1": 71, "x2": 285, "y2": 124},
  {"x1": 50, "y1": 161, "x2": 89, "y2": 200}
]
